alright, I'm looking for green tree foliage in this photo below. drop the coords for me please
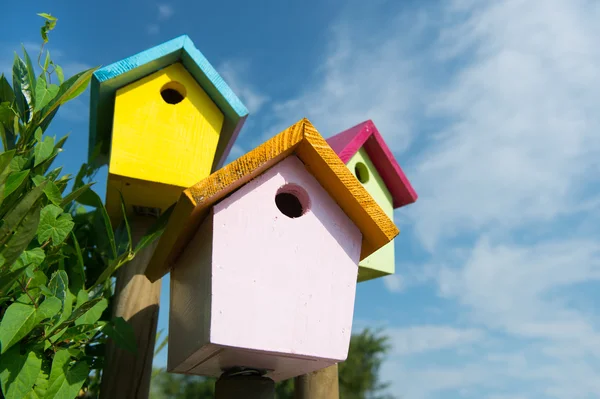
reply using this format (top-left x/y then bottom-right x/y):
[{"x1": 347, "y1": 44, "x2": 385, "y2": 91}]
[
  {"x1": 0, "y1": 14, "x2": 169, "y2": 399},
  {"x1": 150, "y1": 328, "x2": 392, "y2": 399}
]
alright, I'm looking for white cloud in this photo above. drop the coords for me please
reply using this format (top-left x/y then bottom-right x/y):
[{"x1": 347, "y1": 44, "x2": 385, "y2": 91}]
[
  {"x1": 147, "y1": 24, "x2": 160, "y2": 35},
  {"x1": 382, "y1": 274, "x2": 404, "y2": 293},
  {"x1": 158, "y1": 4, "x2": 174, "y2": 20},
  {"x1": 388, "y1": 325, "x2": 483, "y2": 355},
  {"x1": 410, "y1": 0, "x2": 600, "y2": 250},
  {"x1": 270, "y1": 0, "x2": 600, "y2": 398},
  {"x1": 270, "y1": 13, "x2": 425, "y2": 146},
  {"x1": 218, "y1": 61, "x2": 269, "y2": 114}
]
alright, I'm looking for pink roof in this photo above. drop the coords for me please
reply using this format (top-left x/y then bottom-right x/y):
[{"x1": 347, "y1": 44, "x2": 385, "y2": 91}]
[{"x1": 327, "y1": 120, "x2": 418, "y2": 208}]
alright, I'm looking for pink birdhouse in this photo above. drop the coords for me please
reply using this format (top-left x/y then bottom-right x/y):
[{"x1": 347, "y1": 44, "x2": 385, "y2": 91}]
[{"x1": 146, "y1": 119, "x2": 399, "y2": 382}]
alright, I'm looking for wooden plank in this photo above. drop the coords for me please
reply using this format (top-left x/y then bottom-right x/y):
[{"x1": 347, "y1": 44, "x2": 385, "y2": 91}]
[
  {"x1": 145, "y1": 118, "x2": 399, "y2": 282},
  {"x1": 99, "y1": 216, "x2": 162, "y2": 399},
  {"x1": 294, "y1": 364, "x2": 339, "y2": 399},
  {"x1": 88, "y1": 34, "x2": 248, "y2": 169}
]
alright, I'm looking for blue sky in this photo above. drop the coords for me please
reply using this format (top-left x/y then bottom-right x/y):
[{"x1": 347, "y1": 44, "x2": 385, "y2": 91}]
[{"x1": 3, "y1": 1, "x2": 600, "y2": 398}]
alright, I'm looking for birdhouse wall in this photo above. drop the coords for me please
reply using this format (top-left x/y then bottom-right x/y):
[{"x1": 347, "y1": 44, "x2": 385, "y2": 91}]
[
  {"x1": 346, "y1": 148, "x2": 396, "y2": 281},
  {"x1": 168, "y1": 155, "x2": 363, "y2": 381},
  {"x1": 106, "y1": 62, "x2": 224, "y2": 223}
]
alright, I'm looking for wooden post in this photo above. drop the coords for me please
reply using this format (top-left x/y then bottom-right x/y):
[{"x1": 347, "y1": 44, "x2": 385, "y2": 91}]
[
  {"x1": 215, "y1": 370, "x2": 275, "y2": 399},
  {"x1": 99, "y1": 216, "x2": 161, "y2": 399},
  {"x1": 294, "y1": 364, "x2": 339, "y2": 399}
]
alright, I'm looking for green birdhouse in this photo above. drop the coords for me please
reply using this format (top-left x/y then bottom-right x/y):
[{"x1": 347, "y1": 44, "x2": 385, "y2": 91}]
[{"x1": 327, "y1": 120, "x2": 418, "y2": 282}]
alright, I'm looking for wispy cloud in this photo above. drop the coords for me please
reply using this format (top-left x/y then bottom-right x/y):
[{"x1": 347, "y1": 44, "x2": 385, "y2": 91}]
[
  {"x1": 147, "y1": 3, "x2": 175, "y2": 35},
  {"x1": 271, "y1": 0, "x2": 600, "y2": 397},
  {"x1": 158, "y1": 4, "x2": 174, "y2": 20},
  {"x1": 218, "y1": 60, "x2": 269, "y2": 114}
]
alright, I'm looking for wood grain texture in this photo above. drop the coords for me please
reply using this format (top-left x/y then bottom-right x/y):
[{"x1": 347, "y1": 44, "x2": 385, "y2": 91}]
[
  {"x1": 346, "y1": 148, "x2": 395, "y2": 281},
  {"x1": 99, "y1": 216, "x2": 161, "y2": 399},
  {"x1": 88, "y1": 34, "x2": 248, "y2": 172},
  {"x1": 168, "y1": 209, "x2": 213, "y2": 373},
  {"x1": 145, "y1": 118, "x2": 399, "y2": 282},
  {"x1": 326, "y1": 119, "x2": 418, "y2": 208},
  {"x1": 294, "y1": 364, "x2": 339, "y2": 399}
]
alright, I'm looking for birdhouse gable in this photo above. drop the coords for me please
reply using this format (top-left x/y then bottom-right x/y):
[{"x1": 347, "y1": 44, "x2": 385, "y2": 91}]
[
  {"x1": 327, "y1": 120, "x2": 418, "y2": 208},
  {"x1": 167, "y1": 155, "x2": 362, "y2": 381},
  {"x1": 89, "y1": 34, "x2": 248, "y2": 171},
  {"x1": 210, "y1": 155, "x2": 361, "y2": 352},
  {"x1": 145, "y1": 118, "x2": 400, "y2": 282}
]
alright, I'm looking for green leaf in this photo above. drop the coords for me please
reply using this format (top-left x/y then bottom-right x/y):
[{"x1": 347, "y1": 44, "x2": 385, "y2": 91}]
[
  {"x1": 21, "y1": 47, "x2": 37, "y2": 110},
  {"x1": 40, "y1": 67, "x2": 97, "y2": 123},
  {"x1": 92, "y1": 251, "x2": 133, "y2": 287},
  {"x1": 38, "y1": 13, "x2": 57, "y2": 21},
  {"x1": 54, "y1": 66, "x2": 63, "y2": 85},
  {"x1": 44, "y1": 349, "x2": 88, "y2": 399},
  {"x1": 37, "y1": 205, "x2": 73, "y2": 245},
  {"x1": 60, "y1": 182, "x2": 93, "y2": 207},
  {"x1": 0, "y1": 347, "x2": 42, "y2": 399},
  {"x1": 78, "y1": 189, "x2": 116, "y2": 258},
  {"x1": 104, "y1": 317, "x2": 137, "y2": 354},
  {"x1": 36, "y1": 296, "x2": 61, "y2": 322},
  {"x1": 33, "y1": 136, "x2": 54, "y2": 167},
  {"x1": 25, "y1": 367, "x2": 48, "y2": 399},
  {"x1": 135, "y1": 203, "x2": 175, "y2": 253},
  {"x1": 74, "y1": 297, "x2": 107, "y2": 325},
  {"x1": 1, "y1": 205, "x2": 42, "y2": 271},
  {"x1": 42, "y1": 181, "x2": 62, "y2": 206},
  {"x1": 49, "y1": 297, "x2": 103, "y2": 336},
  {"x1": 0, "y1": 180, "x2": 46, "y2": 242},
  {"x1": 66, "y1": 234, "x2": 85, "y2": 293},
  {"x1": 12, "y1": 54, "x2": 30, "y2": 121},
  {"x1": 59, "y1": 322, "x2": 105, "y2": 343},
  {"x1": 4, "y1": 170, "x2": 29, "y2": 198},
  {"x1": 47, "y1": 271, "x2": 68, "y2": 310},
  {"x1": 0, "y1": 75, "x2": 15, "y2": 104},
  {"x1": 0, "y1": 303, "x2": 37, "y2": 354},
  {"x1": 9, "y1": 155, "x2": 27, "y2": 172},
  {"x1": 34, "y1": 79, "x2": 59, "y2": 112},
  {"x1": 0, "y1": 266, "x2": 28, "y2": 296},
  {"x1": 13, "y1": 248, "x2": 45, "y2": 271},
  {"x1": 43, "y1": 51, "x2": 50, "y2": 73}
]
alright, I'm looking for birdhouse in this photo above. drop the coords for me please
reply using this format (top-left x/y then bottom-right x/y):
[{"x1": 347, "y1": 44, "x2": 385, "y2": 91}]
[
  {"x1": 145, "y1": 118, "x2": 399, "y2": 382},
  {"x1": 327, "y1": 120, "x2": 417, "y2": 282},
  {"x1": 88, "y1": 35, "x2": 248, "y2": 225}
]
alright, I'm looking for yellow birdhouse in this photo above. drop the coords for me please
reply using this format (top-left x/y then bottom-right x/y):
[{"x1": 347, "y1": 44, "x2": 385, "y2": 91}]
[{"x1": 88, "y1": 35, "x2": 248, "y2": 225}]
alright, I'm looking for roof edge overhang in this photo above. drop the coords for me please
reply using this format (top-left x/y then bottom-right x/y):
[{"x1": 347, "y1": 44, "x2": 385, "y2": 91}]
[
  {"x1": 144, "y1": 118, "x2": 399, "y2": 282},
  {"x1": 88, "y1": 35, "x2": 249, "y2": 172},
  {"x1": 326, "y1": 120, "x2": 418, "y2": 208}
]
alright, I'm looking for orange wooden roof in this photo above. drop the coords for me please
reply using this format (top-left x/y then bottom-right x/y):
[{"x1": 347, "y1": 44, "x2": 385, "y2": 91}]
[{"x1": 145, "y1": 118, "x2": 399, "y2": 282}]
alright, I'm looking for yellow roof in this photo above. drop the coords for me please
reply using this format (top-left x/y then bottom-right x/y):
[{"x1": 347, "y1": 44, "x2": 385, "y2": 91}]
[{"x1": 145, "y1": 118, "x2": 399, "y2": 282}]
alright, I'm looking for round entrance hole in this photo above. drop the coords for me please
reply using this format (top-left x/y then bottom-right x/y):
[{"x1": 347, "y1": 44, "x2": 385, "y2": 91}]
[
  {"x1": 354, "y1": 162, "x2": 370, "y2": 184},
  {"x1": 160, "y1": 81, "x2": 186, "y2": 104},
  {"x1": 275, "y1": 184, "x2": 310, "y2": 218}
]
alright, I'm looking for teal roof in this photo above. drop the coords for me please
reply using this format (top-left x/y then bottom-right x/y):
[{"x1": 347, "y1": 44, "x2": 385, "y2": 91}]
[{"x1": 88, "y1": 35, "x2": 249, "y2": 170}]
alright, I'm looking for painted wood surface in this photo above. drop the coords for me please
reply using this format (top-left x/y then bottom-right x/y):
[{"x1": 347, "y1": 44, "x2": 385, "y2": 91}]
[
  {"x1": 88, "y1": 35, "x2": 248, "y2": 172},
  {"x1": 346, "y1": 148, "x2": 396, "y2": 281},
  {"x1": 169, "y1": 156, "x2": 361, "y2": 381},
  {"x1": 99, "y1": 216, "x2": 161, "y2": 399},
  {"x1": 145, "y1": 118, "x2": 400, "y2": 282},
  {"x1": 105, "y1": 62, "x2": 224, "y2": 224},
  {"x1": 326, "y1": 120, "x2": 418, "y2": 208}
]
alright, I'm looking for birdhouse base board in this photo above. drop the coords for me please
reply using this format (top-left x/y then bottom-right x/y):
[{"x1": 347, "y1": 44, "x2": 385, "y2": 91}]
[
  {"x1": 106, "y1": 173, "x2": 184, "y2": 226},
  {"x1": 168, "y1": 343, "x2": 340, "y2": 382}
]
